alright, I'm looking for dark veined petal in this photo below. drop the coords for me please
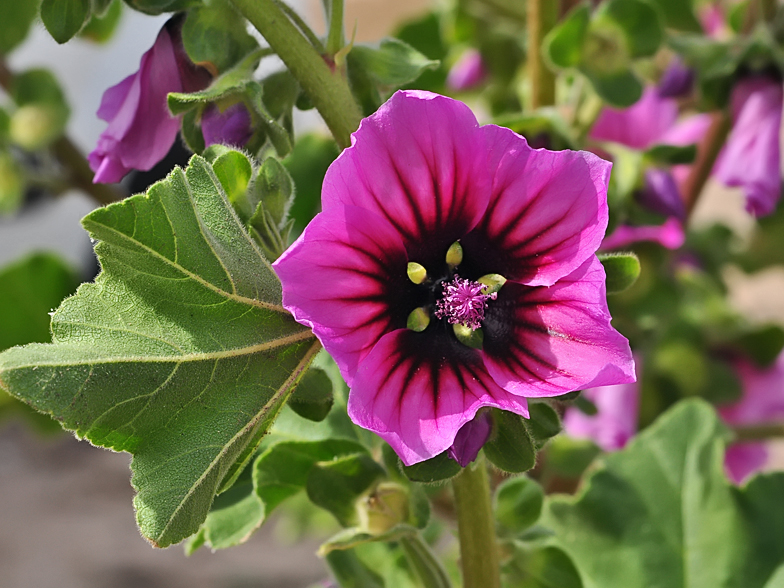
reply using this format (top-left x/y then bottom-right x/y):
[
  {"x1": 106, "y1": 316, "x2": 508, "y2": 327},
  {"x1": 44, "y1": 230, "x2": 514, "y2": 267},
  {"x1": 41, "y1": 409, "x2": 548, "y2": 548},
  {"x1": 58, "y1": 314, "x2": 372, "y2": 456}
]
[
  {"x1": 481, "y1": 256, "x2": 634, "y2": 397},
  {"x1": 321, "y1": 90, "x2": 491, "y2": 268},
  {"x1": 347, "y1": 329, "x2": 529, "y2": 466},
  {"x1": 273, "y1": 205, "x2": 410, "y2": 386},
  {"x1": 461, "y1": 125, "x2": 611, "y2": 286}
]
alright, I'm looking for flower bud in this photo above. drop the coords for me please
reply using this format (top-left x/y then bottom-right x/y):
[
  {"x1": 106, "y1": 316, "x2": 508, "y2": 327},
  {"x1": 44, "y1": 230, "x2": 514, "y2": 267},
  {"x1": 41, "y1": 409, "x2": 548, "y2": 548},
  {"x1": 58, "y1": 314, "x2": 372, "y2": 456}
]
[
  {"x1": 356, "y1": 482, "x2": 409, "y2": 535},
  {"x1": 10, "y1": 104, "x2": 65, "y2": 151}
]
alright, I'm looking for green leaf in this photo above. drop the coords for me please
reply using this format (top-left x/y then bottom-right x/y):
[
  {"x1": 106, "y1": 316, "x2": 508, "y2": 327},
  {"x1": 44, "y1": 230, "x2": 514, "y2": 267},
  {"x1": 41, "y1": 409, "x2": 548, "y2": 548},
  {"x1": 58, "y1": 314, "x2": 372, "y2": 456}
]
[
  {"x1": 600, "y1": 0, "x2": 663, "y2": 58},
  {"x1": 646, "y1": 0, "x2": 701, "y2": 32},
  {"x1": 485, "y1": 409, "x2": 537, "y2": 473},
  {"x1": 503, "y1": 543, "x2": 584, "y2": 588},
  {"x1": 253, "y1": 156, "x2": 294, "y2": 228},
  {"x1": 284, "y1": 134, "x2": 340, "y2": 235},
  {"x1": 544, "y1": 4, "x2": 590, "y2": 69},
  {"x1": 400, "y1": 450, "x2": 462, "y2": 483},
  {"x1": 0, "y1": 253, "x2": 79, "y2": 351},
  {"x1": 254, "y1": 439, "x2": 368, "y2": 523},
  {"x1": 349, "y1": 38, "x2": 439, "y2": 88},
  {"x1": 319, "y1": 524, "x2": 418, "y2": 555},
  {"x1": 168, "y1": 50, "x2": 264, "y2": 114},
  {"x1": 543, "y1": 399, "x2": 784, "y2": 588},
  {"x1": 0, "y1": 155, "x2": 319, "y2": 547},
  {"x1": 525, "y1": 402, "x2": 562, "y2": 447},
  {"x1": 123, "y1": 0, "x2": 201, "y2": 16},
  {"x1": 80, "y1": 0, "x2": 124, "y2": 43},
  {"x1": 585, "y1": 69, "x2": 643, "y2": 108},
  {"x1": 41, "y1": 0, "x2": 91, "y2": 44},
  {"x1": 599, "y1": 252, "x2": 641, "y2": 294},
  {"x1": 289, "y1": 367, "x2": 334, "y2": 422},
  {"x1": 544, "y1": 435, "x2": 601, "y2": 478},
  {"x1": 734, "y1": 325, "x2": 784, "y2": 367},
  {"x1": 0, "y1": 0, "x2": 39, "y2": 53},
  {"x1": 644, "y1": 143, "x2": 697, "y2": 166},
  {"x1": 326, "y1": 549, "x2": 386, "y2": 588},
  {"x1": 182, "y1": 0, "x2": 259, "y2": 73},
  {"x1": 211, "y1": 148, "x2": 253, "y2": 218},
  {"x1": 307, "y1": 453, "x2": 386, "y2": 526},
  {"x1": 495, "y1": 476, "x2": 544, "y2": 535}
]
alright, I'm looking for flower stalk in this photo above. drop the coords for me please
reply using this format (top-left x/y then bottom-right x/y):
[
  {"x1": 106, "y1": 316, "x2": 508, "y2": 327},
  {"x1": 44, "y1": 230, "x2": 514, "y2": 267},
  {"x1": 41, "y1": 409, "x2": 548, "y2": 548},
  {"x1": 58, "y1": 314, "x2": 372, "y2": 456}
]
[
  {"x1": 451, "y1": 454, "x2": 501, "y2": 588},
  {"x1": 682, "y1": 111, "x2": 731, "y2": 219},
  {"x1": 229, "y1": 0, "x2": 362, "y2": 149},
  {"x1": 733, "y1": 422, "x2": 784, "y2": 442},
  {"x1": 527, "y1": 0, "x2": 559, "y2": 109}
]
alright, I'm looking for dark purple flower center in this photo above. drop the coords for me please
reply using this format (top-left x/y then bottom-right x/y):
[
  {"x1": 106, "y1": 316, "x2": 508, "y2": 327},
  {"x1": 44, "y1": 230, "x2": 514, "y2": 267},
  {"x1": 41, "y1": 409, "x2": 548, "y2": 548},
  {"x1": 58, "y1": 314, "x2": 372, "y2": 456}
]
[{"x1": 434, "y1": 275, "x2": 497, "y2": 330}]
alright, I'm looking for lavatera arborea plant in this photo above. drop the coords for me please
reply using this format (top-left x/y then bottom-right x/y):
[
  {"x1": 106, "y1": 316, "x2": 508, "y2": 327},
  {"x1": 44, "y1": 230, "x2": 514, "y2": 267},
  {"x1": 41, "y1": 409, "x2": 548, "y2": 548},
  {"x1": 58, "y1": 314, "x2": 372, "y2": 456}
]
[{"x1": 274, "y1": 90, "x2": 635, "y2": 466}]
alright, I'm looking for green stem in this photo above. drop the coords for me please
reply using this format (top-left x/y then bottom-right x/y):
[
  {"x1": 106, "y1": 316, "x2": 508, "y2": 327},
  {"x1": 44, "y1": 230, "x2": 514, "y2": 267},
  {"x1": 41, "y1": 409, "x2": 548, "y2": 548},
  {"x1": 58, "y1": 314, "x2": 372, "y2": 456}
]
[
  {"x1": 325, "y1": 0, "x2": 345, "y2": 56},
  {"x1": 527, "y1": 0, "x2": 559, "y2": 109},
  {"x1": 273, "y1": 0, "x2": 325, "y2": 53},
  {"x1": 229, "y1": 0, "x2": 363, "y2": 150},
  {"x1": 400, "y1": 534, "x2": 453, "y2": 588},
  {"x1": 733, "y1": 422, "x2": 784, "y2": 442},
  {"x1": 451, "y1": 455, "x2": 501, "y2": 588},
  {"x1": 683, "y1": 111, "x2": 731, "y2": 220}
]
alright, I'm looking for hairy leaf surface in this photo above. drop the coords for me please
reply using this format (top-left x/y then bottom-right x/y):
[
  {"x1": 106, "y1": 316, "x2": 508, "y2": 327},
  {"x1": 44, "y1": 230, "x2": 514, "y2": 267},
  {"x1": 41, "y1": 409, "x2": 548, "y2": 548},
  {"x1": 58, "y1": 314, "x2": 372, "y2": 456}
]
[{"x1": 0, "y1": 155, "x2": 317, "y2": 547}]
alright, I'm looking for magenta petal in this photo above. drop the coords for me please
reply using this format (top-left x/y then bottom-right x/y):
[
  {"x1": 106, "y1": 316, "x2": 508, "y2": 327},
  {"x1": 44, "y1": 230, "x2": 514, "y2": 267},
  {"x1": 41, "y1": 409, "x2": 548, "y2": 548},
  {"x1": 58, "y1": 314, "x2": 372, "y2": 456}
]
[
  {"x1": 482, "y1": 256, "x2": 635, "y2": 397},
  {"x1": 563, "y1": 379, "x2": 640, "y2": 452},
  {"x1": 462, "y1": 124, "x2": 611, "y2": 286},
  {"x1": 321, "y1": 90, "x2": 490, "y2": 267},
  {"x1": 348, "y1": 329, "x2": 529, "y2": 466},
  {"x1": 590, "y1": 87, "x2": 678, "y2": 149},
  {"x1": 448, "y1": 411, "x2": 493, "y2": 466},
  {"x1": 600, "y1": 218, "x2": 685, "y2": 251},
  {"x1": 96, "y1": 74, "x2": 136, "y2": 122},
  {"x1": 273, "y1": 205, "x2": 409, "y2": 386},
  {"x1": 715, "y1": 76, "x2": 783, "y2": 217},
  {"x1": 724, "y1": 443, "x2": 769, "y2": 485}
]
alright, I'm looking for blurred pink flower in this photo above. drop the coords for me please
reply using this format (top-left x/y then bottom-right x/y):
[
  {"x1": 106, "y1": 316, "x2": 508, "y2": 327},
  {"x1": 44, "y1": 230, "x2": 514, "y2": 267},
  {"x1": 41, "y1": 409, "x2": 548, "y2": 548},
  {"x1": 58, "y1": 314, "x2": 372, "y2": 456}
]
[
  {"x1": 600, "y1": 217, "x2": 685, "y2": 251},
  {"x1": 88, "y1": 18, "x2": 211, "y2": 183},
  {"x1": 563, "y1": 364, "x2": 640, "y2": 452},
  {"x1": 446, "y1": 49, "x2": 488, "y2": 91},
  {"x1": 714, "y1": 76, "x2": 783, "y2": 217},
  {"x1": 274, "y1": 91, "x2": 634, "y2": 465},
  {"x1": 719, "y1": 354, "x2": 784, "y2": 484}
]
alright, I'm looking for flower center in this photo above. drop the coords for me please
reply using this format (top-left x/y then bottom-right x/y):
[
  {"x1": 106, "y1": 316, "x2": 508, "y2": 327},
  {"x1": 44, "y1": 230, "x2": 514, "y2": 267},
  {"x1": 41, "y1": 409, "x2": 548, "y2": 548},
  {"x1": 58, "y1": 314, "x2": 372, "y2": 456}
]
[{"x1": 434, "y1": 275, "x2": 497, "y2": 331}]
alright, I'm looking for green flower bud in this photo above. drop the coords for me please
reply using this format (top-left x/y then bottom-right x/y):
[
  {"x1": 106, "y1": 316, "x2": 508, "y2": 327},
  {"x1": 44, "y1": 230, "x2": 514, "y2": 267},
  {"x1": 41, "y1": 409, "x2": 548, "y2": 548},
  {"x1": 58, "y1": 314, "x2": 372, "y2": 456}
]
[
  {"x1": 357, "y1": 482, "x2": 410, "y2": 535},
  {"x1": 10, "y1": 104, "x2": 65, "y2": 151}
]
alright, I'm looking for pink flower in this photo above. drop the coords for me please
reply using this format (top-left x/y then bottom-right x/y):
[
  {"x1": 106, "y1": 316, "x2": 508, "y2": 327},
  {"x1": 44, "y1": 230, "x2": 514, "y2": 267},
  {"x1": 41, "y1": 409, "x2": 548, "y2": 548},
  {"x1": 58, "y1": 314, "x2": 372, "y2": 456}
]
[
  {"x1": 446, "y1": 49, "x2": 488, "y2": 91},
  {"x1": 201, "y1": 103, "x2": 254, "y2": 148},
  {"x1": 563, "y1": 378, "x2": 640, "y2": 452},
  {"x1": 88, "y1": 18, "x2": 211, "y2": 184},
  {"x1": 719, "y1": 354, "x2": 784, "y2": 484},
  {"x1": 448, "y1": 411, "x2": 493, "y2": 466},
  {"x1": 274, "y1": 91, "x2": 635, "y2": 465},
  {"x1": 714, "y1": 76, "x2": 783, "y2": 217},
  {"x1": 600, "y1": 217, "x2": 685, "y2": 251}
]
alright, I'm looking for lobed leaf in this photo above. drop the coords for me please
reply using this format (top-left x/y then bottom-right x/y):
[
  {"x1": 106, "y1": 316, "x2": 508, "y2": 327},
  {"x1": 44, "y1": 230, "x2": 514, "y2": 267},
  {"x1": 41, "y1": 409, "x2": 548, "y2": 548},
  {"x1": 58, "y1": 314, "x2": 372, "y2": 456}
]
[
  {"x1": 0, "y1": 154, "x2": 318, "y2": 547},
  {"x1": 543, "y1": 399, "x2": 784, "y2": 588}
]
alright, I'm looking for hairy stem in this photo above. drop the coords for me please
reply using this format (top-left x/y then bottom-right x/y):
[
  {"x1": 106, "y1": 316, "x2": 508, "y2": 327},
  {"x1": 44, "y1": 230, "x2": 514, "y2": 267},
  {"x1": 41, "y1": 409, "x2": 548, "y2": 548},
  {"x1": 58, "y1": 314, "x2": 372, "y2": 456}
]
[
  {"x1": 451, "y1": 455, "x2": 501, "y2": 588},
  {"x1": 0, "y1": 58, "x2": 122, "y2": 205},
  {"x1": 229, "y1": 0, "x2": 362, "y2": 149},
  {"x1": 527, "y1": 0, "x2": 559, "y2": 109},
  {"x1": 400, "y1": 534, "x2": 453, "y2": 588},
  {"x1": 273, "y1": 0, "x2": 325, "y2": 53},
  {"x1": 682, "y1": 111, "x2": 731, "y2": 219},
  {"x1": 325, "y1": 0, "x2": 345, "y2": 56}
]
